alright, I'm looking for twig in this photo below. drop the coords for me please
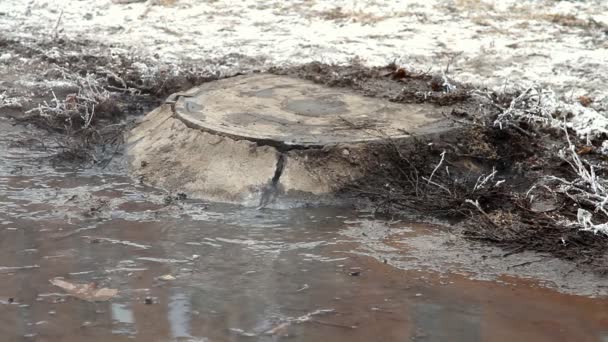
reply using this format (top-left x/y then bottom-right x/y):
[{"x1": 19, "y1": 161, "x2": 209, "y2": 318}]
[
  {"x1": 508, "y1": 258, "x2": 545, "y2": 269},
  {"x1": 52, "y1": 10, "x2": 64, "y2": 40},
  {"x1": 427, "y1": 150, "x2": 446, "y2": 185},
  {"x1": 422, "y1": 176, "x2": 452, "y2": 196},
  {"x1": 473, "y1": 167, "x2": 497, "y2": 191},
  {"x1": 310, "y1": 319, "x2": 357, "y2": 329},
  {"x1": 465, "y1": 199, "x2": 499, "y2": 227}
]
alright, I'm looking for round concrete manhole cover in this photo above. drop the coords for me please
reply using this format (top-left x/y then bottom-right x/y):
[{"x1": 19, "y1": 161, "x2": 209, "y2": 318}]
[{"x1": 172, "y1": 74, "x2": 453, "y2": 148}]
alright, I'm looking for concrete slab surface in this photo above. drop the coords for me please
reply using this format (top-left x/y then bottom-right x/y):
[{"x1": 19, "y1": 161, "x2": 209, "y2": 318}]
[{"x1": 173, "y1": 74, "x2": 454, "y2": 148}]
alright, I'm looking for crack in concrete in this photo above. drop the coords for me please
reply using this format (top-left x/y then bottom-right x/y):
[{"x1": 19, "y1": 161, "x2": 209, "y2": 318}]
[
  {"x1": 177, "y1": 113, "x2": 324, "y2": 151},
  {"x1": 170, "y1": 93, "x2": 324, "y2": 152},
  {"x1": 175, "y1": 109, "x2": 324, "y2": 152}
]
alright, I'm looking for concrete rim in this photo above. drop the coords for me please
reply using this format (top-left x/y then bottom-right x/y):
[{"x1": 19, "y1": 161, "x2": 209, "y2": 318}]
[{"x1": 170, "y1": 74, "x2": 456, "y2": 149}]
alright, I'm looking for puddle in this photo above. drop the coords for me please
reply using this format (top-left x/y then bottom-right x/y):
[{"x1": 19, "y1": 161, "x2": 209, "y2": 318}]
[{"x1": 1, "y1": 120, "x2": 608, "y2": 341}]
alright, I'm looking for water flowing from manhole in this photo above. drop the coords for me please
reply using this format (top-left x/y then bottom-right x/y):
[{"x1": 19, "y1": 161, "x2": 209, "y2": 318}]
[
  {"x1": 1, "y1": 121, "x2": 608, "y2": 341},
  {"x1": 258, "y1": 152, "x2": 286, "y2": 209}
]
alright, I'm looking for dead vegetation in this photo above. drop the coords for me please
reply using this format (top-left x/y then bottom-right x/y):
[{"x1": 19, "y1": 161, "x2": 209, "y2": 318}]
[
  {"x1": 343, "y1": 134, "x2": 511, "y2": 216},
  {"x1": 272, "y1": 61, "x2": 474, "y2": 106},
  {"x1": 19, "y1": 67, "x2": 124, "y2": 164},
  {"x1": 286, "y1": 62, "x2": 608, "y2": 271},
  {"x1": 4, "y1": 37, "x2": 608, "y2": 271},
  {"x1": 314, "y1": 7, "x2": 386, "y2": 25},
  {"x1": 452, "y1": 1, "x2": 608, "y2": 37},
  {"x1": 545, "y1": 13, "x2": 608, "y2": 31},
  {"x1": 2, "y1": 37, "x2": 226, "y2": 165},
  {"x1": 347, "y1": 125, "x2": 608, "y2": 270}
]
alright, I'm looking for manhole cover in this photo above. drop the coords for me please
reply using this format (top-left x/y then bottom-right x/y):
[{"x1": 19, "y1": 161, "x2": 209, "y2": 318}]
[{"x1": 172, "y1": 74, "x2": 453, "y2": 148}]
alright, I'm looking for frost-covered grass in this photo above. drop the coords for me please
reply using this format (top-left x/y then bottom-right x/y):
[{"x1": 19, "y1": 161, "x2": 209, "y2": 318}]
[
  {"x1": 492, "y1": 86, "x2": 608, "y2": 142},
  {"x1": 0, "y1": 0, "x2": 606, "y2": 95},
  {"x1": 490, "y1": 86, "x2": 608, "y2": 236},
  {"x1": 0, "y1": 91, "x2": 24, "y2": 109},
  {"x1": 1, "y1": 0, "x2": 608, "y2": 238},
  {"x1": 25, "y1": 69, "x2": 111, "y2": 129},
  {"x1": 1, "y1": 0, "x2": 606, "y2": 143}
]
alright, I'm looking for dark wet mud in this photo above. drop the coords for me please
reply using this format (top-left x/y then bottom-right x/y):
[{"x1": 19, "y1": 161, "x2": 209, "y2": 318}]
[
  {"x1": 2, "y1": 209, "x2": 608, "y2": 341},
  {"x1": 3, "y1": 35, "x2": 607, "y2": 272},
  {"x1": 1, "y1": 120, "x2": 608, "y2": 342},
  {"x1": 2, "y1": 36, "x2": 608, "y2": 341}
]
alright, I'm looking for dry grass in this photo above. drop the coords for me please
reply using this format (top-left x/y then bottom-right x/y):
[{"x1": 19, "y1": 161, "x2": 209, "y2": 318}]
[
  {"x1": 25, "y1": 68, "x2": 118, "y2": 130},
  {"x1": 153, "y1": 0, "x2": 178, "y2": 6},
  {"x1": 5, "y1": 35, "x2": 233, "y2": 165},
  {"x1": 452, "y1": 0, "x2": 496, "y2": 12},
  {"x1": 20, "y1": 69, "x2": 128, "y2": 164},
  {"x1": 544, "y1": 13, "x2": 608, "y2": 30},
  {"x1": 112, "y1": 0, "x2": 177, "y2": 5},
  {"x1": 449, "y1": 0, "x2": 607, "y2": 35},
  {"x1": 315, "y1": 7, "x2": 387, "y2": 24}
]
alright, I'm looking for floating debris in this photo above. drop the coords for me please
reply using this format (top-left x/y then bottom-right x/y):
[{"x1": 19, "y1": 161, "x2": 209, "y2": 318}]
[
  {"x1": 185, "y1": 241, "x2": 221, "y2": 248},
  {"x1": 215, "y1": 238, "x2": 259, "y2": 246},
  {"x1": 137, "y1": 257, "x2": 190, "y2": 264},
  {"x1": 0, "y1": 265, "x2": 40, "y2": 274},
  {"x1": 229, "y1": 328, "x2": 257, "y2": 337},
  {"x1": 0, "y1": 297, "x2": 15, "y2": 305},
  {"x1": 158, "y1": 274, "x2": 176, "y2": 281},
  {"x1": 105, "y1": 267, "x2": 148, "y2": 273},
  {"x1": 68, "y1": 270, "x2": 94, "y2": 276},
  {"x1": 83, "y1": 236, "x2": 151, "y2": 249},
  {"x1": 299, "y1": 253, "x2": 348, "y2": 262},
  {"x1": 265, "y1": 322, "x2": 290, "y2": 336},
  {"x1": 296, "y1": 284, "x2": 309, "y2": 292},
  {"x1": 262, "y1": 308, "x2": 340, "y2": 336},
  {"x1": 49, "y1": 278, "x2": 118, "y2": 302}
]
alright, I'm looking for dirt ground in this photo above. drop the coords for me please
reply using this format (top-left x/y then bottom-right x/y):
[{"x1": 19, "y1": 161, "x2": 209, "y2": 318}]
[
  {"x1": 275, "y1": 62, "x2": 608, "y2": 272},
  {"x1": 1, "y1": 1, "x2": 608, "y2": 272},
  {"x1": 1, "y1": 0, "x2": 607, "y2": 100}
]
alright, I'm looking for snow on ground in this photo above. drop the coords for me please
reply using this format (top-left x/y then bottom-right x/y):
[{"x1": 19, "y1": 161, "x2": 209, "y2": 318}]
[{"x1": 0, "y1": 0, "x2": 607, "y2": 131}]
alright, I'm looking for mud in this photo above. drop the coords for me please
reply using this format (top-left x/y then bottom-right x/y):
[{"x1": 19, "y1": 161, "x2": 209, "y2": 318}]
[
  {"x1": 3, "y1": 33, "x2": 607, "y2": 272},
  {"x1": 272, "y1": 62, "x2": 475, "y2": 107},
  {"x1": 270, "y1": 62, "x2": 608, "y2": 272},
  {"x1": 0, "y1": 36, "x2": 250, "y2": 165},
  {"x1": 2, "y1": 10, "x2": 608, "y2": 341},
  {"x1": 1, "y1": 119, "x2": 608, "y2": 340}
]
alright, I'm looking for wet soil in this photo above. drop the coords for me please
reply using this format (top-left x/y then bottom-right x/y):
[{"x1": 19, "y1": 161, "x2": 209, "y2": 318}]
[
  {"x1": 2, "y1": 33, "x2": 608, "y2": 341},
  {"x1": 273, "y1": 61, "x2": 608, "y2": 273},
  {"x1": 0, "y1": 36, "x2": 238, "y2": 168},
  {"x1": 3, "y1": 35, "x2": 608, "y2": 271},
  {"x1": 1, "y1": 116, "x2": 608, "y2": 341},
  {"x1": 272, "y1": 62, "x2": 479, "y2": 108}
]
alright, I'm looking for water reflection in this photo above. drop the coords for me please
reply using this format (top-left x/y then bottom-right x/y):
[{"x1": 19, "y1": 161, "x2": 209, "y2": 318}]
[
  {"x1": 411, "y1": 301, "x2": 481, "y2": 341},
  {"x1": 168, "y1": 290, "x2": 191, "y2": 339},
  {"x1": 1, "y1": 122, "x2": 608, "y2": 341},
  {"x1": 111, "y1": 303, "x2": 135, "y2": 335}
]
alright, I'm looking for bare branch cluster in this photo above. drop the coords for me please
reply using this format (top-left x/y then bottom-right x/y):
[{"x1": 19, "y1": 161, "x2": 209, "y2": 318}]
[
  {"x1": 25, "y1": 68, "x2": 112, "y2": 130},
  {"x1": 532, "y1": 129, "x2": 608, "y2": 235}
]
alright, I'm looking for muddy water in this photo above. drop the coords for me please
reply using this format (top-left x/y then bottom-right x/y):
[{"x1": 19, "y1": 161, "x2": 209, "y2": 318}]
[{"x1": 1, "y1": 120, "x2": 608, "y2": 342}]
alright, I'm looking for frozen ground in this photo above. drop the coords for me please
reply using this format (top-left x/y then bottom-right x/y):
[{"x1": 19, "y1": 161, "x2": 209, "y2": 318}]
[
  {"x1": 0, "y1": 0, "x2": 607, "y2": 101},
  {"x1": 1, "y1": 0, "x2": 607, "y2": 146},
  {"x1": 2, "y1": 5, "x2": 608, "y2": 336}
]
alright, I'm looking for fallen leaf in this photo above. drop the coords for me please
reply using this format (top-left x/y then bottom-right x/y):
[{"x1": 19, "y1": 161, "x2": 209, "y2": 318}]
[
  {"x1": 50, "y1": 278, "x2": 117, "y2": 302},
  {"x1": 392, "y1": 68, "x2": 409, "y2": 80},
  {"x1": 111, "y1": 0, "x2": 146, "y2": 3},
  {"x1": 578, "y1": 95, "x2": 593, "y2": 107},
  {"x1": 265, "y1": 322, "x2": 291, "y2": 336},
  {"x1": 577, "y1": 145, "x2": 594, "y2": 155}
]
